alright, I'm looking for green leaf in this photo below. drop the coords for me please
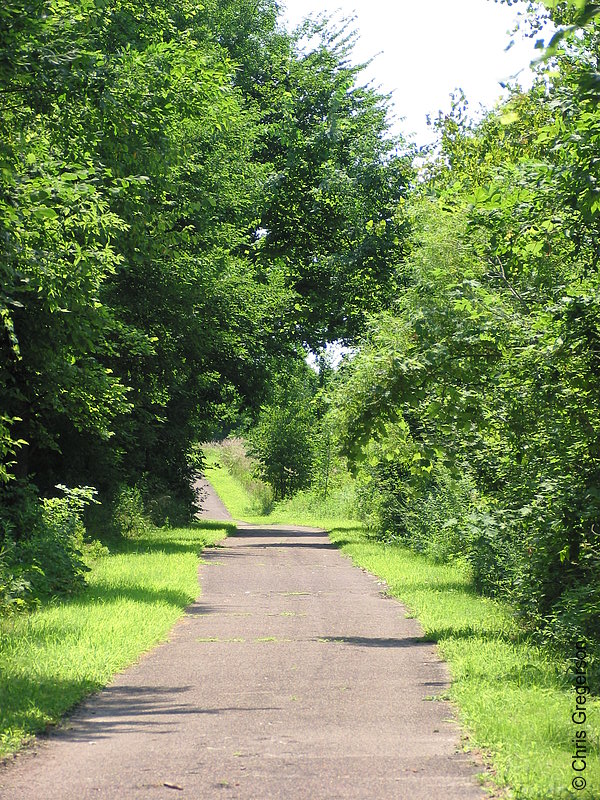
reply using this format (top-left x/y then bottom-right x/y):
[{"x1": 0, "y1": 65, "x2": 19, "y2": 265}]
[{"x1": 33, "y1": 207, "x2": 58, "y2": 220}]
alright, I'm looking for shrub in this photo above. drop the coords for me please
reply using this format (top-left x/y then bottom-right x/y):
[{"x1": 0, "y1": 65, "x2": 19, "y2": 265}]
[
  {"x1": 112, "y1": 485, "x2": 154, "y2": 538},
  {"x1": 0, "y1": 483, "x2": 107, "y2": 606},
  {"x1": 463, "y1": 506, "x2": 525, "y2": 598},
  {"x1": 248, "y1": 368, "x2": 317, "y2": 501},
  {"x1": 18, "y1": 485, "x2": 101, "y2": 598},
  {"x1": 355, "y1": 442, "x2": 476, "y2": 565},
  {"x1": 0, "y1": 543, "x2": 31, "y2": 615},
  {"x1": 0, "y1": 480, "x2": 43, "y2": 545},
  {"x1": 544, "y1": 582, "x2": 600, "y2": 692}
]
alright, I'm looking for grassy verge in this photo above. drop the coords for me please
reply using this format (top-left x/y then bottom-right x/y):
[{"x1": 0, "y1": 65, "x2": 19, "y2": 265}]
[
  {"x1": 0, "y1": 521, "x2": 232, "y2": 758},
  {"x1": 203, "y1": 443, "x2": 256, "y2": 520},
  {"x1": 205, "y1": 454, "x2": 599, "y2": 800},
  {"x1": 204, "y1": 442, "x2": 356, "y2": 530}
]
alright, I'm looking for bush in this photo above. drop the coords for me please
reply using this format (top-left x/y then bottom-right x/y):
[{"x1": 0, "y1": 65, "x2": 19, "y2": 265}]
[
  {"x1": 405, "y1": 470, "x2": 477, "y2": 564},
  {"x1": 112, "y1": 485, "x2": 154, "y2": 538},
  {"x1": 544, "y1": 582, "x2": 600, "y2": 692},
  {"x1": 0, "y1": 480, "x2": 43, "y2": 545},
  {"x1": 248, "y1": 368, "x2": 317, "y2": 501},
  {"x1": 352, "y1": 433, "x2": 600, "y2": 689},
  {"x1": 463, "y1": 506, "x2": 526, "y2": 598},
  {"x1": 355, "y1": 443, "x2": 476, "y2": 565},
  {"x1": 0, "y1": 482, "x2": 108, "y2": 606},
  {"x1": 17, "y1": 485, "x2": 102, "y2": 599},
  {"x1": 0, "y1": 543, "x2": 31, "y2": 615}
]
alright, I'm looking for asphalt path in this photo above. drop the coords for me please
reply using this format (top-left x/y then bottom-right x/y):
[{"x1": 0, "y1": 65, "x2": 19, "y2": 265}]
[
  {"x1": 0, "y1": 483, "x2": 486, "y2": 799},
  {"x1": 194, "y1": 476, "x2": 233, "y2": 521}
]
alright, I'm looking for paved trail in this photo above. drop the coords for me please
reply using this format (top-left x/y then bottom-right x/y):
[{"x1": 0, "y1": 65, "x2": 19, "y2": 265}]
[
  {"x1": 0, "y1": 484, "x2": 485, "y2": 800},
  {"x1": 194, "y1": 476, "x2": 233, "y2": 521}
]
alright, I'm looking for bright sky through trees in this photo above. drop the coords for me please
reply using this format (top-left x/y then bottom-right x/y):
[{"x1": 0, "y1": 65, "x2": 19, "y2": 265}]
[{"x1": 283, "y1": 0, "x2": 543, "y2": 144}]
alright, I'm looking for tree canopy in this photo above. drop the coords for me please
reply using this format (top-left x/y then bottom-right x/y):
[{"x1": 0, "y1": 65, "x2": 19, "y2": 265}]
[
  {"x1": 2, "y1": 0, "x2": 599, "y2": 674},
  {"x1": 322, "y1": 0, "x2": 600, "y2": 662},
  {"x1": 1, "y1": 0, "x2": 411, "y2": 604},
  {"x1": 0, "y1": 0, "x2": 408, "y2": 503}
]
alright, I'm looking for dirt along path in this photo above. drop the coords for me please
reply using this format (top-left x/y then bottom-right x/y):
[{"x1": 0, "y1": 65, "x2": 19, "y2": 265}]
[{"x1": 0, "y1": 482, "x2": 486, "y2": 800}]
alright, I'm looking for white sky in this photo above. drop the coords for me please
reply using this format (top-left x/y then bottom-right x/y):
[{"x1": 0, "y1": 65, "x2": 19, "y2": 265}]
[{"x1": 282, "y1": 0, "x2": 543, "y2": 145}]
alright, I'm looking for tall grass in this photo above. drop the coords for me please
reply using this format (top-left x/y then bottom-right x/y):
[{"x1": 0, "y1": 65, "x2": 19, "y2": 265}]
[
  {"x1": 204, "y1": 439, "x2": 273, "y2": 515},
  {"x1": 0, "y1": 522, "x2": 231, "y2": 757},
  {"x1": 203, "y1": 438, "x2": 357, "y2": 528}
]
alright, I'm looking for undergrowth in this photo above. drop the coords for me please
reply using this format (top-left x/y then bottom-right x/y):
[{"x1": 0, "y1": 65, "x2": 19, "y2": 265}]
[{"x1": 203, "y1": 438, "x2": 357, "y2": 529}]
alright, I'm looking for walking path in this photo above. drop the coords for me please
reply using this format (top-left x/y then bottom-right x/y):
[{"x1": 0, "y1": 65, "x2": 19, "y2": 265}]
[
  {"x1": 194, "y1": 475, "x2": 233, "y2": 521},
  {"x1": 0, "y1": 484, "x2": 486, "y2": 799}
]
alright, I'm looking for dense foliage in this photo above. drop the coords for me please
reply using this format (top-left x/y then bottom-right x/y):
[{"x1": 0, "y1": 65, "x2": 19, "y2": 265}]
[
  {"x1": 248, "y1": 363, "x2": 318, "y2": 500},
  {"x1": 2, "y1": 0, "x2": 599, "y2": 683},
  {"x1": 323, "y1": 3, "x2": 600, "y2": 674},
  {"x1": 0, "y1": 0, "x2": 408, "y2": 605},
  {"x1": 234, "y1": 0, "x2": 600, "y2": 681}
]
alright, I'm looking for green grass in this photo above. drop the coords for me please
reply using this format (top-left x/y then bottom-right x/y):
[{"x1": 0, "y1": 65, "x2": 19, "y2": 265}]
[
  {"x1": 206, "y1": 453, "x2": 600, "y2": 800},
  {"x1": 0, "y1": 521, "x2": 231, "y2": 757},
  {"x1": 203, "y1": 443, "x2": 256, "y2": 520},
  {"x1": 204, "y1": 442, "x2": 355, "y2": 530},
  {"x1": 330, "y1": 527, "x2": 600, "y2": 800}
]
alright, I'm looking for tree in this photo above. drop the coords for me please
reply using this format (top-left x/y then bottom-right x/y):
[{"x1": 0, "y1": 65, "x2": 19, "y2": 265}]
[
  {"x1": 248, "y1": 364, "x2": 318, "y2": 500},
  {"x1": 251, "y1": 17, "x2": 414, "y2": 347},
  {"x1": 325, "y1": 27, "x2": 600, "y2": 658}
]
